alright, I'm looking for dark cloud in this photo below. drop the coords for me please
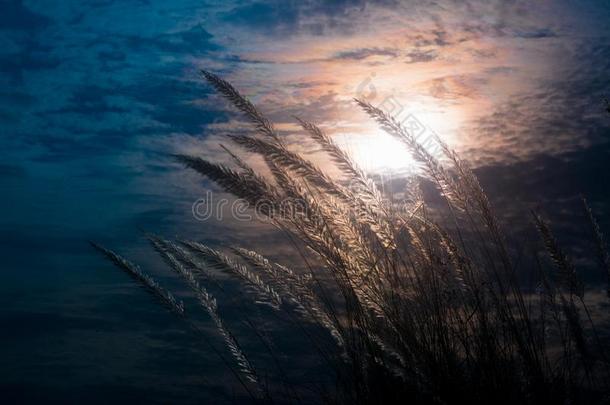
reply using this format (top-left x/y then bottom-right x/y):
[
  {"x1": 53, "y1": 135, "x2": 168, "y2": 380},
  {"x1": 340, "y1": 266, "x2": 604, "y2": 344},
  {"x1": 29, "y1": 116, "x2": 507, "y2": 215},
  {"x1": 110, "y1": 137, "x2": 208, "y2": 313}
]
[
  {"x1": 332, "y1": 47, "x2": 398, "y2": 60},
  {"x1": 121, "y1": 25, "x2": 221, "y2": 55},
  {"x1": 405, "y1": 49, "x2": 437, "y2": 64},
  {"x1": 469, "y1": 38, "x2": 610, "y2": 163},
  {"x1": 221, "y1": 53, "x2": 273, "y2": 65},
  {"x1": 0, "y1": 92, "x2": 39, "y2": 126},
  {"x1": 0, "y1": 90, "x2": 35, "y2": 106},
  {"x1": 221, "y1": 2, "x2": 299, "y2": 35},
  {"x1": 0, "y1": 110, "x2": 19, "y2": 123},
  {"x1": 25, "y1": 133, "x2": 109, "y2": 163},
  {"x1": 478, "y1": 142, "x2": 610, "y2": 207},
  {"x1": 0, "y1": 2, "x2": 57, "y2": 82},
  {"x1": 44, "y1": 85, "x2": 128, "y2": 116},
  {"x1": 453, "y1": 1, "x2": 557, "y2": 40},
  {"x1": 0, "y1": 164, "x2": 27, "y2": 178},
  {"x1": 98, "y1": 49, "x2": 126, "y2": 63},
  {"x1": 412, "y1": 31, "x2": 450, "y2": 48},
  {"x1": 0, "y1": 0, "x2": 52, "y2": 32},
  {"x1": 473, "y1": 141, "x2": 610, "y2": 270},
  {"x1": 513, "y1": 28, "x2": 556, "y2": 39},
  {"x1": 430, "y1": 30, "x2": 450, "y2": 47},
  {"x1": 286, "y1": 80, "x2": 338, "y2": 89},
  {"x1": 124, "y1": 78, "x2": 227, "y2": 135},
  {"x1": 469, "y1": 48, "x2": 497, "y2": 59},
  {"x1": 0, "y1": 40, "x2": 59, "y2": 83},
  {"x1": 221, "y1": 0, "x2": 399, "y2": 36}
]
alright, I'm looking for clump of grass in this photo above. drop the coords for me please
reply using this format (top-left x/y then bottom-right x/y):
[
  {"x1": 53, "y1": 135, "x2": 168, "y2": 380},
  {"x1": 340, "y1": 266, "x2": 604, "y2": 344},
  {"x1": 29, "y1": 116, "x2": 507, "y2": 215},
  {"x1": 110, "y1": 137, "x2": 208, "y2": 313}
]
[{"x1": 93, "y1": 71, "x2": 610, "y2": 404}]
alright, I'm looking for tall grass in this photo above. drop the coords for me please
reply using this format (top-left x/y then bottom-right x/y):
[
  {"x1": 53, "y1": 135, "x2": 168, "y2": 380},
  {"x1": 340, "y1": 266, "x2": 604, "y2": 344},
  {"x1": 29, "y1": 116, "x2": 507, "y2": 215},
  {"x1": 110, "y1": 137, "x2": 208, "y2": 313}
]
[{"x1": 93, "y1": 71, "x2": 610, "y2": 404}]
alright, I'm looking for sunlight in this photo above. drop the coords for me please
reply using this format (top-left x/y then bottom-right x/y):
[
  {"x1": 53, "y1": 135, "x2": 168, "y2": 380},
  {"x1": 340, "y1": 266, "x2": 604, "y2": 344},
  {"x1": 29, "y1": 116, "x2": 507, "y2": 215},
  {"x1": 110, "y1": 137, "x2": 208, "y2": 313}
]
[
  {"x1": 331, "y1": 98, "x2": 464, "y2": 176},
  {"x1": 334, "y1": 101, "x2": 459, "y2": 175},
  {"x1": 337, "y1": 130, "x2": 418, "y2": 174}
]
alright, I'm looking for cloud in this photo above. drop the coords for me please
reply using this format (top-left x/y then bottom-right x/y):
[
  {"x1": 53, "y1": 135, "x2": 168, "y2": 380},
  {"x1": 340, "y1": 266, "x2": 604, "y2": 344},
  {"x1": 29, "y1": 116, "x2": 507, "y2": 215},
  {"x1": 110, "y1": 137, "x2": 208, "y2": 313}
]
[
  {"x1": 332, "y1": 47, "x2": 399, "y2": 60},
  {"x1": 0, "y1": 41, "x2": 59, "y2": 83},
  {"x1": 44, "y1": 85, "x2": 128, "y2": 116},
  {"x1": 417, "y1": 75, "x2": 481, "y2": 100},
  {"x1": 466, "y1": 39, "x2": 610, "y2": 165},
  {"x1": 513, "y1": 28, "x2": 556, "y2": 39},
  {"x1": 0, "y1": 164, "x2": 26, "y2": 178},
  {"x1": 0, "y1": 90, "x2": 34, "y2": 106},
  {"x1": 405, "y1": 49, "x2": 437, "y2": 64},
  {"x1": 0, "y1": 1, "x2": 57, "y2": 82},
  {"x1": 471, "y1": 140, "x2": 610, "y2": 259},
  {"x1": 220, "y1": 0, "x2": 399, "y2": 36},
  {"x1": 98, "y1": 49, "x2": 126, "y2": 63},
  {"x1": 0, "y1": 0, "x2": 51, "y2": 32},
  {"x1": 121, "y1": 25, "x2": 221, "y2": 55},
  {"x1": 286, "y1": 80, "x2": 338, "y2": 89},
  {"x1": 221, "y1": 2, "x2": 300, "y2": 35},
  {"x1": 123, "y1": 77, "x2": 228, "y2": 135}
]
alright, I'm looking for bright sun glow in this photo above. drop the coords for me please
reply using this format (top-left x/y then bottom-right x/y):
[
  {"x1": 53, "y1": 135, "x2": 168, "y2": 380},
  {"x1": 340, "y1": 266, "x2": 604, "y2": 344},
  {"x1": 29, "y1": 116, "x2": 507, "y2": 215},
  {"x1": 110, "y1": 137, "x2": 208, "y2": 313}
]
[
  {"x1": 336, "y1": 102, "x2": 464, "y2": 175},
  {"x1": 337, "y1": 130, "x2": 417, "y2": 174}
]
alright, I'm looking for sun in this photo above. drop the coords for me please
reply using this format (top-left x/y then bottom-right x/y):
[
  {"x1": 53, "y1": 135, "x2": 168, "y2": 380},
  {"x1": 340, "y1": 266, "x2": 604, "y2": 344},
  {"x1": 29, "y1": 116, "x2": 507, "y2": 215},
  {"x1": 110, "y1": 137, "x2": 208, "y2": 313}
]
[
  {"x1": 335, "y1": 129, "x2": 418, "y2": 175},
  {"x1": 342, "y1": 99, "x2": 465, "y2": 175}
]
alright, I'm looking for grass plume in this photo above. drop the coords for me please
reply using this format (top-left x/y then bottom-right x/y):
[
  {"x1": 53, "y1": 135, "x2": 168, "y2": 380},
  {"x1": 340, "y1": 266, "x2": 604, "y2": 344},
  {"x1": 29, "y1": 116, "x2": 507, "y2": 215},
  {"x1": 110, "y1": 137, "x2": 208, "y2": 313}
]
[{"x1": 92, "y1": 72, "x2": 610, "y2": 404}]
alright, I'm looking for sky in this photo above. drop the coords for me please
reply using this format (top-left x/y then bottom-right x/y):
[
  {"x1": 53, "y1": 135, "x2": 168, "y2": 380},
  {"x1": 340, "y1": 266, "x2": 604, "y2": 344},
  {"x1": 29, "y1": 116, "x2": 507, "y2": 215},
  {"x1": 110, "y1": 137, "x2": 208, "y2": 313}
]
[
  {"x1": 1, "y1": 0, "x2": 610, "y2": 402},
  {"x1": 2, "y1": 1, "x2": 609, "y2": 204}
]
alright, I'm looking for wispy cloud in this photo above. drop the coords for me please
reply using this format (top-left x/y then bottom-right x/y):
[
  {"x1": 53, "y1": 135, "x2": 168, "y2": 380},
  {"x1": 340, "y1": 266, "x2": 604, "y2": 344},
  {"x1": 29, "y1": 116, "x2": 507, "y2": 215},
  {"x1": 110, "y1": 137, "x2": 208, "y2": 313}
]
[
  {"x1": 332, "y1": 47, "x2": 399, "y2": 61},
  {"x1": 1, "y1": 0, "x2": 610, "y2": 238},
  {"x1": 405, "y1": 49, "x2": 438, "y2": 64}
]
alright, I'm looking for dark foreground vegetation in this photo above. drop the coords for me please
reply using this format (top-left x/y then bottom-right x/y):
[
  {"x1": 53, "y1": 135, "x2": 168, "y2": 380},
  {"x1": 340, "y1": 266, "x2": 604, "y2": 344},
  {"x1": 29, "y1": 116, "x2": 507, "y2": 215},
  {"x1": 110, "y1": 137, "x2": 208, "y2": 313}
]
[{"x1": 93, "y1": 71, "x2": 610, "y2": 404}]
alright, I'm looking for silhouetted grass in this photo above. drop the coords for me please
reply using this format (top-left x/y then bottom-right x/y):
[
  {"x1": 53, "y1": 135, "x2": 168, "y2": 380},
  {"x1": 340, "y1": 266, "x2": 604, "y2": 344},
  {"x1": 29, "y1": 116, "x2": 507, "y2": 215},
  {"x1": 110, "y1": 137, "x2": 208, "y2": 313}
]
[{"x1": 93, "y1": 71, "x2": 610, "y2": 404}]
